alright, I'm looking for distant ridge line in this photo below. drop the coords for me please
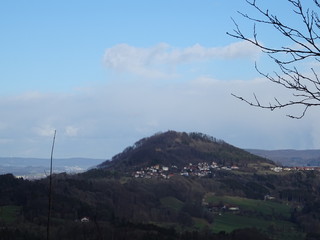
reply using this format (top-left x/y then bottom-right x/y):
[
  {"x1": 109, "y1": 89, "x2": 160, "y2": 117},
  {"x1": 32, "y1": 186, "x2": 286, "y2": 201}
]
[{"x1": 246, "y1": 149, "x2": 320, "y2": 167}]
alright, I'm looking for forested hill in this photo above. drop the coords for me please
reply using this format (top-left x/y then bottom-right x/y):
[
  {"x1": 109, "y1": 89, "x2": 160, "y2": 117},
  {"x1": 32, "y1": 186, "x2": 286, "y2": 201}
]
[{"x1": 98, "y1": 131, "x2": 275, "y2": 172}]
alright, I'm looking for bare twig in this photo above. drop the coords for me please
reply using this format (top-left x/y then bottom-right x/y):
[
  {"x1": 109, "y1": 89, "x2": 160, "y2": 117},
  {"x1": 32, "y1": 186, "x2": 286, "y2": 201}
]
[{"x1": 228, "y1": 0, "x2": 320, "y2": 118}]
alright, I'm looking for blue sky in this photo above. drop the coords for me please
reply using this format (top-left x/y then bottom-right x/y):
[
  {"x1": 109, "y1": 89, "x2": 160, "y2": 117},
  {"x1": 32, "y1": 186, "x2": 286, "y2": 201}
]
[{"x1": 1, "y1": 0, "x2": 320, "y2": 159}]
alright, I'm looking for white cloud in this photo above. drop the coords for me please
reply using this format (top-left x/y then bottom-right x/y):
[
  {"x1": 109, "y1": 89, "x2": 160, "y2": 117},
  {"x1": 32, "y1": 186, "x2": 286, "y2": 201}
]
[
  {"x1": 103, "y1": 42, "x2": 260, "y2": 78},
  {"x1": 215, "y1": 41, "x2": 261, "y2": 59},
  {"x1": 34, "y1": 125, "x2": 56, "y2": 137}
]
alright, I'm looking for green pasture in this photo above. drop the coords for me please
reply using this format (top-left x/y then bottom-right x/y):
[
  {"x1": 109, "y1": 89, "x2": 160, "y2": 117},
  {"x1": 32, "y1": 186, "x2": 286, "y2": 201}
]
[
  {"x1": 0, "y1": 205, "x2": 21, "y2": 224},
  {"x1": 213, "y1": 213, "x2": 303, "y2": 240},
  {"x1": 213, "y1": 213, "x2": 268, "y2": 233},
  {"x1": 205, "y1": 195, "x2": 291, "y2": 218},
  {"x1": 204, "y1": 194, "x2": 304, "y2": 240}
]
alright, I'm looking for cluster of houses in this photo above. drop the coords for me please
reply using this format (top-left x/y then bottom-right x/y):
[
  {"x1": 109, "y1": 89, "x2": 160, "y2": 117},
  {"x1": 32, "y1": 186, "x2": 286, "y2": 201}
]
[
  {"x1": 133, "y1": 162, "x2": 320, "y2": 177},
  {"x1": 180, "y1": 162, "x2": 239, "y2": 177},
  {"x1": 133, "y1": 164, "x2": 172, "y2": 179},
  {"x1": 133, "y1": 161, "x2": 240, "y2": 179},
  {"x1": 270, "y1": 166, "x2": 320, "y2": 173}
]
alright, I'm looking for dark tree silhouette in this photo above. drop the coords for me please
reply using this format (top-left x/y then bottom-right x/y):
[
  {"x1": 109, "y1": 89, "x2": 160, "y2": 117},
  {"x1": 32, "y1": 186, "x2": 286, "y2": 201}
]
[{"x1": 228, "y1": 0, "x2": 320, "y2": 118}]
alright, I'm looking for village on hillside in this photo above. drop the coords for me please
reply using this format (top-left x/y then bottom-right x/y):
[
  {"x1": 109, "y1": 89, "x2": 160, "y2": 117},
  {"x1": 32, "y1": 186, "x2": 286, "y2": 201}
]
[
  {"x1": 133, "y1": 161, "x2": 320, "y2": 179},
  {"x1": 132, "y1": 161, "x2": 240, "y2": 179},
  {"x1": 270, "y1": 166, "x2": 320, "y2": 172}
]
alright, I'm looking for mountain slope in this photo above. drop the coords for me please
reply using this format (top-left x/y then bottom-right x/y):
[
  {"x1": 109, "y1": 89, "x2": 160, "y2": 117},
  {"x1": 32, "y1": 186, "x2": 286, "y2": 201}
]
[{"x1": 99, "y1": 131, "x2": 275, "y2": 172}]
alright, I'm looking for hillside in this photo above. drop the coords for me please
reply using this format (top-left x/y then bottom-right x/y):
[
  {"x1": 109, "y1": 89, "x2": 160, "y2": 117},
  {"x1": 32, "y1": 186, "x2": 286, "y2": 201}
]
[{"x1": 99, "y1": 131, "x2": 275, "y2": 173}]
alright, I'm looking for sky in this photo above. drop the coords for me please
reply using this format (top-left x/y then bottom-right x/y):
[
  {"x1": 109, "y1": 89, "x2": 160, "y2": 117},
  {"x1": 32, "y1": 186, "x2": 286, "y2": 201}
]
[{"x1": 1, "y1": 0, "x2": 320, "y2": 159}]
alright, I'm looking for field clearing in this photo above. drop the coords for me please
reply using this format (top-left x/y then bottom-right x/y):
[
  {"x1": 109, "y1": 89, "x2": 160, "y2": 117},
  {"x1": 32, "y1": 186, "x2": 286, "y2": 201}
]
[
  {"x1": 213, "y1": 213, "x2": 269, "y2": 232},
  {"x1": 213, "y1": 213, "x2": 303, "y2": 240},
  {"x1": 0, "y1": 205, "x2": 21, "y2": 224},
  {"x1": 205, "y1": 195, "x2": 291, "y2": 218},
  {"x1": 203, "y1": 195, "x2": 304, "y2": 239}
]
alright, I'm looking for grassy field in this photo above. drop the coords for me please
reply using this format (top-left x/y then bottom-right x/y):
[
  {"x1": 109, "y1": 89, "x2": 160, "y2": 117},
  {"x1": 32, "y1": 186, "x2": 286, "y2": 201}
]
[
  {"x1": 205, "y1": 194, "x2": 291, "y2": 218},
  {"x1": 204, "y1": 194, "x2": 304, "y2": 240},
  {"x1": 0, "y1": 205, "x2": 21, "y2": 224},
  {"x1": 213, "y1": 213, "x2": 304, "y2": 240},
  {"x1": 213, "y1": 213, "x2": 268, "y2": 232},
  {"x1": 158, "y1": 194, "x2": 304, "y2": 239}
]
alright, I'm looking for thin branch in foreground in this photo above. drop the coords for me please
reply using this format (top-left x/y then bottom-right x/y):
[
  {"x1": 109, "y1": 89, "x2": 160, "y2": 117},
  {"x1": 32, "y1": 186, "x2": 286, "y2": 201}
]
[{"x1": 228, "y1": 0, "x2": 320, "y2": 118}]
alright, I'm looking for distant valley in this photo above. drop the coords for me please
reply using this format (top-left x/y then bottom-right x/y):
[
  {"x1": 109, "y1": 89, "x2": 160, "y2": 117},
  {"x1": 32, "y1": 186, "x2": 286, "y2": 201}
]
[
  {"x1": 0, "y1": 157, "x2": 104, "y2": 178},
  {"x1": 247, "y1": 149, "x2": 320, "y2": 167}
]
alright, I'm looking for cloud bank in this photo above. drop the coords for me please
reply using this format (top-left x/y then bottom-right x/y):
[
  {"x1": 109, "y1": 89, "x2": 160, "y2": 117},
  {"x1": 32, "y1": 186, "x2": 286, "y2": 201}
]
[
  {"x1": 103, "y1": 42, "x2": 260, "y2": 78},
  {"x1": 0, "y1": 76, "x2": 319, "y2": 159}
]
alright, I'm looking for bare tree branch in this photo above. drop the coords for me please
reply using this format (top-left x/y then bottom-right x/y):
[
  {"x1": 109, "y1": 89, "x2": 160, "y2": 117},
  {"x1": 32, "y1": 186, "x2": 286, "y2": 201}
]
[{"x1": 228, "y1": 0, "x2": 320, "y2": 118}]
